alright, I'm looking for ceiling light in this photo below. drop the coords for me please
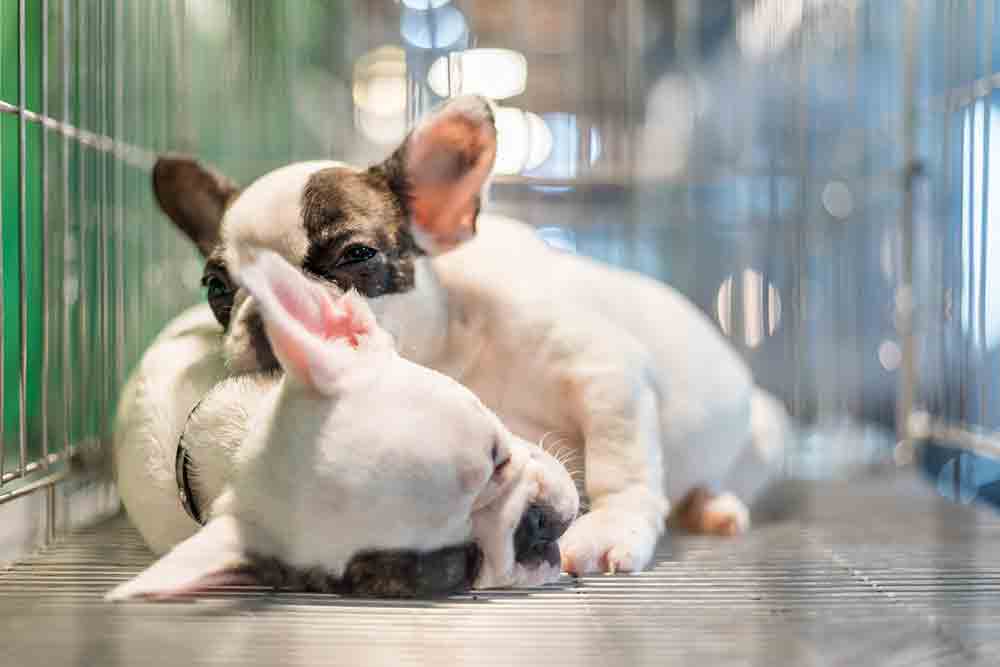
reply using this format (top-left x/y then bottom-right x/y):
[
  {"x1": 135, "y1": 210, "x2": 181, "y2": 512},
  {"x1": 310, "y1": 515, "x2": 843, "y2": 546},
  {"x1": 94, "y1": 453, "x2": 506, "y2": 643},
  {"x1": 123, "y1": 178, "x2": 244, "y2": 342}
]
[
  {"x1": 427, "y1": 48, "x2": 527, "y2": 100},
  {"x1": 399, "y1": 5, "x2": 467, "y2": 50},
  {"x1": 492, "y1": 107, "x2": 554, "y2": 175},
  {"x1": 399, "y1": 0, "x2": 451, "y2": 8}
]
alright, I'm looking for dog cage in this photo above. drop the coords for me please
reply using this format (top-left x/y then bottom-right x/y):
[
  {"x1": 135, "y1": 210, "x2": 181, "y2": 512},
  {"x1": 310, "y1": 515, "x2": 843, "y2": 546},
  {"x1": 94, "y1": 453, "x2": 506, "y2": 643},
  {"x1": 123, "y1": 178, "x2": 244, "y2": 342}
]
[{"x1": 3, "y1": 0, "x2": 1000, "y2": 664}]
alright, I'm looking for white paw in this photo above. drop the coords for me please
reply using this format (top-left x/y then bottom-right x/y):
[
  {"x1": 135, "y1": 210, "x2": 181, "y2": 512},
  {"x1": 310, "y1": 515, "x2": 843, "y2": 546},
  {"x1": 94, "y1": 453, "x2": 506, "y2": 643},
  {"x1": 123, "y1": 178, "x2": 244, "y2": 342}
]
[
  {"x1": 558, "y1": 508, "x2": 660, "y2": 575},
  {"x1": 702, "y1": 493, "x2": 750, "y2": 536}
]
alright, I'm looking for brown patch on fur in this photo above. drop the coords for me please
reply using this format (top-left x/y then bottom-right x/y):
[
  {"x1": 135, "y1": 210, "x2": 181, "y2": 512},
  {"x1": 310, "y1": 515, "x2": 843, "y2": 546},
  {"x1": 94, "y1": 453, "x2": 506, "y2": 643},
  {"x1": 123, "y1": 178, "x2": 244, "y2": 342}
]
[
  {"x1": 403, "y1": 113, "x2": 496, "y2": 250},
  {"x1": 299, "y1": 167, "x2": 421, "y2": 298},
  {"x1": 248, "y1": 543, "x2": 482, "y2": 598},
  {"x1": 245, "y1": 311, "x2": 280, "y2": 371},
  {"x1": 668, "y1": 486, "x2": 740, "y2": 537},
  {"x1": 407, "y1": 114, "x2": 493, "y2": 186},
  {"x1": 152, "y1": 155, "x2": 240, "y2": 257}
]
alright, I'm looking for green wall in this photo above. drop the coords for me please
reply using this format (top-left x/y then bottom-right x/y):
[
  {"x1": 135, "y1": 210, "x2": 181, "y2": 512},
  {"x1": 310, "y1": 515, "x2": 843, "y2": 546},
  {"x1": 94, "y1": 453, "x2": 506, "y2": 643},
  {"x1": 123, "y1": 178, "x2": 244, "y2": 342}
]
[{"x1": 0, "y1": 0, "x2": 352, "y2": 483}]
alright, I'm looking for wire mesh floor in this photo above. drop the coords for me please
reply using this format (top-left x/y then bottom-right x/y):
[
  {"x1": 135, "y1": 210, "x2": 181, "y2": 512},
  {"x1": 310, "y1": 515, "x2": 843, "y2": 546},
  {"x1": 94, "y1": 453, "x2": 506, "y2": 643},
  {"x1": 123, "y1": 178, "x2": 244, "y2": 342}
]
[{"x1": 1, "y1": 473, "x2": 999, "y2": 666}]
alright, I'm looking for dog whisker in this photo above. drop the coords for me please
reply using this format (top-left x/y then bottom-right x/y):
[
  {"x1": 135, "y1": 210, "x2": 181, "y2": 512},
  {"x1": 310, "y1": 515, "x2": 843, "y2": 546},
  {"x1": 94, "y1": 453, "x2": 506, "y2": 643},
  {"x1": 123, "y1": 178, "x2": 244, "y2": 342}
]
[
  {"x1": 538, "y1": 431, "x2": 567, "y2": 453},
  {"x1": 543, "y1": 438, "x2": 571, "y2": 460}
]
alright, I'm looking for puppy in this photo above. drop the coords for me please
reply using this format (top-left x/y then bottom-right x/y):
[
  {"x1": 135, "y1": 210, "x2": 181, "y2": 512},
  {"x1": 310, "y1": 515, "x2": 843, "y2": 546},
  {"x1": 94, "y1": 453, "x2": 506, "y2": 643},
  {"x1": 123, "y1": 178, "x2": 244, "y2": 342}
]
[
  {"x1": 120, "y1": 94, "x2": 789, "y2": 576},
  {"x1": 107, "y1": 250, "x2": 578, "y2": 601}
]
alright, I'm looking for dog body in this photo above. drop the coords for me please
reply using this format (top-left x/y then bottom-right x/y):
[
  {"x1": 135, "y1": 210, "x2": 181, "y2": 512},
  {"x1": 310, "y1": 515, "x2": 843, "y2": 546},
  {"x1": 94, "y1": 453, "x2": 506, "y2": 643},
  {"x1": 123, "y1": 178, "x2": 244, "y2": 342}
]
[
  {"x1": 443, "y1": 217, "x2": 792, "y2": 569},
  {"x1": 113, "y1": 302, "x2": 228, "y2": 554},
  {"x1": 116, "y1": 96, "x2": 787, "y2": 577},
  {"x1": 108, "y1": 251, "x2": 578, "y2": 600}
]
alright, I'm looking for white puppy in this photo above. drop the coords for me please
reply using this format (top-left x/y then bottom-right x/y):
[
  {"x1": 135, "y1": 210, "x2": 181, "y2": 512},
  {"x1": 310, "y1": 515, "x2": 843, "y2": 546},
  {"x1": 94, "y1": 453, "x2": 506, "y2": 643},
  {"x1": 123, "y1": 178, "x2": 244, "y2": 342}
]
[
  {"x1": 116, "y1": 95, "x2": 789, "y2": 578},
  {"x1": 107, "y1": 250, "x2": 578, "y2": 600}
]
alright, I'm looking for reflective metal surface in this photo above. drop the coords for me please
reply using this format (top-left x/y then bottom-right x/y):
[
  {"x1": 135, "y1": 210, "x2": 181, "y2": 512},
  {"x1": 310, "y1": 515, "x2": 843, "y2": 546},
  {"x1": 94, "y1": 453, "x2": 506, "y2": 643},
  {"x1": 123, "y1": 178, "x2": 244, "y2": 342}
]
[
  {"x1": 0, "y1": 2, "x2": 999, "y2": 662},
  {"x1": 2, "y1": 475, "x2": 998, "y2": 666}
]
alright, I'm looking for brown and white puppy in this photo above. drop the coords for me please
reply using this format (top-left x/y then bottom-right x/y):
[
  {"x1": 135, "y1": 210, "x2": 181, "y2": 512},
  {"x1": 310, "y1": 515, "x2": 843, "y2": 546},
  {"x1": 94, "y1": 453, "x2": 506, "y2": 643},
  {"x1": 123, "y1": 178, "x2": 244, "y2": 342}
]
[{"x1": 119, "y1": 95, "x2": 789, "y2": 576}]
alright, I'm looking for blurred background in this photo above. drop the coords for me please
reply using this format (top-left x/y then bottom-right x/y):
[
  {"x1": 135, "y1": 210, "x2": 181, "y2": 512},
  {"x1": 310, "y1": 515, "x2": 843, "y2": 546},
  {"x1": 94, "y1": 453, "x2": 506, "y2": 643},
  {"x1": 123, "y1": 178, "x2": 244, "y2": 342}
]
[{"x1": 1, "y1": 0, "x2": 999, "y2": 558}]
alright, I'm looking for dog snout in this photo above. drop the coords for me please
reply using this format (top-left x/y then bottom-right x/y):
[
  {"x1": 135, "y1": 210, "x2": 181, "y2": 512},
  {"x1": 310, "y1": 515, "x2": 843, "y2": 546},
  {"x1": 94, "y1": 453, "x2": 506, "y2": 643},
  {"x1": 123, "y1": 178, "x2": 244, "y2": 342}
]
[{"x1": 513, "y1": 504, "x2": 567, "y2": 568}]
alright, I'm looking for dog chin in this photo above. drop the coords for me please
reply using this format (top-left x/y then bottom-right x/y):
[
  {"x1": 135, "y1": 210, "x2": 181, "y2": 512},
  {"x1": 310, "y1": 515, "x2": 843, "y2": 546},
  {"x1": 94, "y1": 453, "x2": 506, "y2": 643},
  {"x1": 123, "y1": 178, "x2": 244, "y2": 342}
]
[
  {"x1": 511, "y1": 561, "x2": 562, "y2": 588},
  {"x1": 476, "y1": 561, "x2": 562, "y2": 590}
]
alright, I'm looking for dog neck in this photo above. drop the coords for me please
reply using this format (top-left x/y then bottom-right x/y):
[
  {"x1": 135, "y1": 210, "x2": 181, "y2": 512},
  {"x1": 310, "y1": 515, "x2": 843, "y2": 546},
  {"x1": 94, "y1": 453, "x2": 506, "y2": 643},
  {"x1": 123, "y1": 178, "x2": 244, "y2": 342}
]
[
  {"x1": 370, "y1": 258, "x2": 452, "y2": 365},
  {"x1": 369, "y1": 257, "x2": 485, "y2": 383}
]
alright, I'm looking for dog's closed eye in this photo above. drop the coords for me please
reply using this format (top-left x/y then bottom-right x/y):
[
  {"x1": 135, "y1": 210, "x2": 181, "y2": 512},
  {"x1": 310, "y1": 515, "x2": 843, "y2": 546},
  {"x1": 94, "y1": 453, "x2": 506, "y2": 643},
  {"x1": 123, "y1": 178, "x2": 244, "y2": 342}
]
[{"x1": 492, "y1": 440, "x2": 510, "y2": 476}]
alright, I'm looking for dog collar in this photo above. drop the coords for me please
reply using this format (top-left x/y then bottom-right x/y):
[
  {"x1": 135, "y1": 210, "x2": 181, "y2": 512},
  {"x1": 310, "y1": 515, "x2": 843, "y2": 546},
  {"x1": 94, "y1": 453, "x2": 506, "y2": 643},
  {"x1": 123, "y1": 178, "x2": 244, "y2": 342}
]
[{"x1": 176, "y1": 395, "x2": 209, "y2": 526}]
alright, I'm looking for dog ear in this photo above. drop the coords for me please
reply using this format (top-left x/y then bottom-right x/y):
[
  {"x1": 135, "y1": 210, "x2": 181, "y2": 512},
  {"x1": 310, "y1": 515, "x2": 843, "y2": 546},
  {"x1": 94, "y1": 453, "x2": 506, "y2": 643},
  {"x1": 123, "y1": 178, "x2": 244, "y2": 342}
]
[
  {"x1": 152, "y1": 155, "x2": 240, "y2": 257},
  {"x1": 379, "y1": 95, "x2": 497, "y2": 254},
  {"x1": 105, "y1": 516, "x2": 260, "y2": 601},
  {"x1": 236, "y1": 250, "x2": 380, "y2": 392}
]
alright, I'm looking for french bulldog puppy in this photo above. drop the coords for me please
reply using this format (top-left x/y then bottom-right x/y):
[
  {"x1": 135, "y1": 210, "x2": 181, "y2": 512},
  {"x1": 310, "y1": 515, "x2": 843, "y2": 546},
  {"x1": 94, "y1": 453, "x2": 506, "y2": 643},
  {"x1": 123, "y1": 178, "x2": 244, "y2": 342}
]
[
  {"x1": 113, "y1": 301, "x2": 229, "y2": 555},
  {"x1": 107, "y1": 250, "x2": 578, "y2": 601},
  {"x1": 120, "y1": 94, "x2": 789, "y2": 576}
]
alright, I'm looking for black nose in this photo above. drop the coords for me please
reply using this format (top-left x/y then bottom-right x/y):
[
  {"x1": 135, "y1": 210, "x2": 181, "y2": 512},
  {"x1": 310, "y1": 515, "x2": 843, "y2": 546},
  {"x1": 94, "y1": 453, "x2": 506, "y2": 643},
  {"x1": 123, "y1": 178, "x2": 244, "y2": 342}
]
[{"x1": 514, "y1": 504, "x2": 565, "y2": 568}]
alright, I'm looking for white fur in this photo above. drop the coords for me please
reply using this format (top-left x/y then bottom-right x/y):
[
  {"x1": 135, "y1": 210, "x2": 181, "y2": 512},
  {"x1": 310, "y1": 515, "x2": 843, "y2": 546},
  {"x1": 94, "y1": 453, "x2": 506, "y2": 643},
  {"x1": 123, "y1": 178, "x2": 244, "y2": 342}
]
[
  {"x1": 114, "y1": 101, "x2": 789, "y2": 578},
  {"x1": 702, "y1": 493, "x2": 751, "y2": 535},
  {"x1": 216, "y1": 187, "x2": 789, "y2": 574},
  {"x1": 108, "y1": 252, "x2": 578, "y2": 600},
  {"x1": 376, "y1": 214, "x2": 787, "y2": 574},
  {"x1": 112, "y1": 303, "x2": 227, "y2": 554},
  {"x1": 221, "y1": 160, "x2": 345, "y2": 267}
]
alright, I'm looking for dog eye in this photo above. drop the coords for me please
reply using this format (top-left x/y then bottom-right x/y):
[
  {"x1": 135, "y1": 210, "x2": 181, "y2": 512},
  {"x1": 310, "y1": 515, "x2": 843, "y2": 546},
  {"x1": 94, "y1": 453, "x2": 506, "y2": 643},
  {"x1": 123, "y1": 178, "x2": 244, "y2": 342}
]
[
  {"x1": 492, "y1": 440, "x2": 510, "y2": 474},
  {"x1": 202, "y1": 273, "x2": 235, "y2": 328},
  {"x1": 204, "y1": 275, "x2": 230, "y2": 301},
  {"x1": 337, "y1": 244, "x2": 378, "y2": 267}
]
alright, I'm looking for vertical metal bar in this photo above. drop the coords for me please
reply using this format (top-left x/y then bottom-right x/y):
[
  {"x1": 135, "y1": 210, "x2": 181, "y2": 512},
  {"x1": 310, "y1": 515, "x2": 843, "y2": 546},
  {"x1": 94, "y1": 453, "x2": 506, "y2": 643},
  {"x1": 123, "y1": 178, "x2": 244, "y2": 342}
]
[
  {"x1": 45, "y1": 482, "x2": 56, "y2": 542},
  {"x1": 17, "y1": 0, "x2": 29, "y2": 475},
  {"x1": 793, "y1": 8, "x2": 809, "y2": 421},
  {"x1": 961, "y1": 0, "x2": 973, "y2": 429},
  {"x1": 130, "y1": 0, "x2": 139, "y2": 366},
  {"x1": 162, "y1": 0, "x2": 174, "y2": 317},
  {"x1": 77, "y1": 1, "x2": 88, "y2": 445},
  {"x1": 896, "y1": 0, "x2": 921, "y2": 445},
  {"x1": 945, "y1": 0, "x2": 960, "y2": 427},
  {"x1": 61, "y1": 0, "x2": 70, "y2": 463},
  {"x1": 934, "y1": 0, "x2": 953, "y2": 442},
  {"x1": 0, "y1": 0, "x2": 8, "y2": 488},
  {"x1": 157, "y1": 1, "x2": 168, "y2": 323},
  {"x1": 141, "y1": 0, "x2": 152, "y2": 337},
  {"x1": 978, "y1": 0, "x2": 993, "y2": 430},
  {"x1": 41, "y1": 0, "x2": 55, "y2": 543},
  {"x1": 115, "y1": 0, "x2": 125, "y2": 394},
  {"x1": 97, "y1": 0, "x2": 108, "y2": 441},
  {"x1": 133, "y1": 0, "x2": 145, "y2": 360},
  {"x1": 41, "y1": 0, "x2": 50, "y2": 472}
]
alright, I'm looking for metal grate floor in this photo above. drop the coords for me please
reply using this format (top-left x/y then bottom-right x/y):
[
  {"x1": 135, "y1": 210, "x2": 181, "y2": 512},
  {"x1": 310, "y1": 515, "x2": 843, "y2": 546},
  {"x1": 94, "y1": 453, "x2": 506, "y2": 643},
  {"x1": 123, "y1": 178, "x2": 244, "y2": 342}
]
[{"x1": 2, "y1": 473, "x2": 999, "y2": 666}]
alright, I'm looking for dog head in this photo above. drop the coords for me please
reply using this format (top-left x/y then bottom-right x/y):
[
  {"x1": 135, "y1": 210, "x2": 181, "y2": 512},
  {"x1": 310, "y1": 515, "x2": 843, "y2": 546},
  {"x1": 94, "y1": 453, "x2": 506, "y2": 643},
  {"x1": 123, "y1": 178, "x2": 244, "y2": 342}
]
[
  {"x1": 154, "y1": 95, "x2": 496, "y2": 374},
  {"x1": 107, "y1": 251, "x2": 577, "y2": 601}
]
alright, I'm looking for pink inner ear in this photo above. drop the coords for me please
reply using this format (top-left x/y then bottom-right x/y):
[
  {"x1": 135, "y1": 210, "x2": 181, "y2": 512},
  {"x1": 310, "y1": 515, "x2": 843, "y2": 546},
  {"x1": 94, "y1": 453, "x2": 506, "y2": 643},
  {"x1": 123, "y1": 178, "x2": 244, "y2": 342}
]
[
  {"x1": 271, "y1": 276, "x2": 329, "y2": 338},
  {"x1": 405, "y1": 110, "x2": 496, "y2": 250},
  {"x1": 322, "y1": 295, "x2": 371, "y2": 348}
]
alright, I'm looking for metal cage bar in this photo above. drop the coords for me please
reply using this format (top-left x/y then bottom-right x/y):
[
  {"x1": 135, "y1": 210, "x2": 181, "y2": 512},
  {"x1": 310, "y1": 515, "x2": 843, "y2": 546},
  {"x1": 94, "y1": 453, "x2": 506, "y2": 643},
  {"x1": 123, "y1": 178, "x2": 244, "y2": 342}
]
[
  {"x1": 17, "y1": 0, "x2": 28, "y2": 479},
  {"x1": 0, "y1": 0, "x2": 149, "y2": 523},
  {"x1": 0, "y1": 4, "x2": 6, "y2": 491},
  {"x1": 0, "y1": 0, "x2": 997, "y2": 539}
]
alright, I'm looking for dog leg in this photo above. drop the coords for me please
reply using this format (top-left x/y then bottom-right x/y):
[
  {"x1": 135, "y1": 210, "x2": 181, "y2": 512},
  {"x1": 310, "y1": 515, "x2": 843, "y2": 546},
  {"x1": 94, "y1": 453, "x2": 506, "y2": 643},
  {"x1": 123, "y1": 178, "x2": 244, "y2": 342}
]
[{"x1": 558, "y1": 367, "x2": 669, "y2": 575}]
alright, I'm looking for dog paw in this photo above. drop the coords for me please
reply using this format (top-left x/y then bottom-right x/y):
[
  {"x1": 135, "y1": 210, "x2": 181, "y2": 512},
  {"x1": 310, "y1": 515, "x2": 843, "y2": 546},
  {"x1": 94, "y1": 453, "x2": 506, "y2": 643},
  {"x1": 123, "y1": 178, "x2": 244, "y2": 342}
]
[
  {"x1": 671, "y1": 487, "x2": 750, "y2": 537},
  {"x1": 702, "y1": 493, "x2": 750, "y2": 536},
  {"x1": 558, "y1": 508, "x2": 660, "y2": 575}
]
